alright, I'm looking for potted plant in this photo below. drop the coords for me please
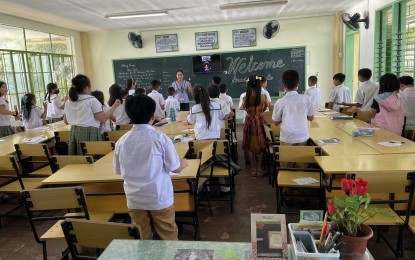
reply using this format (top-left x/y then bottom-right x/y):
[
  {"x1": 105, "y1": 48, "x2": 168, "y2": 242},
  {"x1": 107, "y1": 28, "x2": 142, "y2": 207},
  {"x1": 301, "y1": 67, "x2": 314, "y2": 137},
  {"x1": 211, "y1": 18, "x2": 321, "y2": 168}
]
[{"x1": 326, "y1": 177, "x2": 388, "y2": 260}]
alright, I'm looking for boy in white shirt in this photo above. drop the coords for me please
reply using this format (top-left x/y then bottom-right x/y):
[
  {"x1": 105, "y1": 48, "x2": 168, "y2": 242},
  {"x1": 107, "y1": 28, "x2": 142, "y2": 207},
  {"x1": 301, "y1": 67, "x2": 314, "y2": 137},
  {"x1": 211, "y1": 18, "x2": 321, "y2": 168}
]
[
  {"x1": 399, "y1": 76, "x2": 415, "y2": 130},
  {"x1": 272, "y1": 70, "x2": 314, "y2": 146},
  {"x1": 219, "y1": 83, "x2": 233, "y2": 109},
  {"x1": 208, "y1": 84, "x2": 233, "y2": 128},
  {"x1": 328, "y1": 73, "x2": 352, "y2": 111},
  {"x1": 304, "y1": 76, "x2": 321, "y2": 111},
  {"x1": 114, "y1": 94, "x2": 187, "y2": 240},
  {"x1": 339, "y1": 68, "x2": 379, "y2": 111},
  {"x1": 147, "y1": 80, "x2": 166, "y2": 120},
  {"x1": 165, "y1": 87, "x2": 180, "y2": 116},
  {"x1": 212, "y1": 75, "x2": 222, "y2": 86}
]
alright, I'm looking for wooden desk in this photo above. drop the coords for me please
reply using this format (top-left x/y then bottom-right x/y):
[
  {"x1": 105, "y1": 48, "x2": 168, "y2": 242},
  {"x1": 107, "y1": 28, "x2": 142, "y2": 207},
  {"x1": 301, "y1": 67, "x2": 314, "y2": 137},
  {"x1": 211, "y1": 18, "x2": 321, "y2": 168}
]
[
  {"x1": 308, "y1": 114, "x2": 380, "y2": 156},
  {"x1": 315, "y1": 154, "x2": 415, "y2": 174},
  {"x1": 336, "y1": 121, "x2": 415, "y2": 154},
  {"x1": 0, "y1": 122, "x2": 70, "y2": 156},
  {"x1": 42, "y1": 157, "x2": 199, "y2": 185}
]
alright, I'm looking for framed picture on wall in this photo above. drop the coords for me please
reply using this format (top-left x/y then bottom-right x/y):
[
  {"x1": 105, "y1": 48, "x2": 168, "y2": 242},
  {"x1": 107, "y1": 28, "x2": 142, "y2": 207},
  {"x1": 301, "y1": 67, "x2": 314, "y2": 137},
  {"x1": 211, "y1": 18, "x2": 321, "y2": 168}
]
[
  {"x1": 195, "y1": 31, "x2": 219, "y2": 51},
  {"x1": 233, "y1": 28, "x2": 256, "y2": 48},
  {"x1": 155, "y1": 34, "x2": 179, "y2": 53}
]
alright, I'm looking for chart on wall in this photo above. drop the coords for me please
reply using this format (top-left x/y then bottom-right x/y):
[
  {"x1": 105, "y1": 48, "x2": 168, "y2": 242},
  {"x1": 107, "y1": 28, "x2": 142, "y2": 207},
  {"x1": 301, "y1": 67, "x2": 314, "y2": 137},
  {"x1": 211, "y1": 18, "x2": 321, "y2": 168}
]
[{"x1": 112, "y1": 47, "x2": 305, "y2": 98}]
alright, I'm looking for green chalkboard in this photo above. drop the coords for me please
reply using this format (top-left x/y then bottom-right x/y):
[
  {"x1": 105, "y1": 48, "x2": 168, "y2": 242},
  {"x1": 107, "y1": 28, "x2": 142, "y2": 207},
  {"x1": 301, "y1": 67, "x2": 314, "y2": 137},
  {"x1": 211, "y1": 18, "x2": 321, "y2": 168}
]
[{"x1": 113, "y1": 47, "x2": 305, "y2": 98}]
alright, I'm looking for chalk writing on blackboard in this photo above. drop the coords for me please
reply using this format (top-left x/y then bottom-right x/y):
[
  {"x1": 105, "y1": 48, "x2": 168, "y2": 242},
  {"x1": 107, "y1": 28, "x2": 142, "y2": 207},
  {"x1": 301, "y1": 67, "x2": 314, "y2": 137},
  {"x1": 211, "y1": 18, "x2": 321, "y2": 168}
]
[{"x1": 224, "y1": 55, "x2": 285, "y2": 84}]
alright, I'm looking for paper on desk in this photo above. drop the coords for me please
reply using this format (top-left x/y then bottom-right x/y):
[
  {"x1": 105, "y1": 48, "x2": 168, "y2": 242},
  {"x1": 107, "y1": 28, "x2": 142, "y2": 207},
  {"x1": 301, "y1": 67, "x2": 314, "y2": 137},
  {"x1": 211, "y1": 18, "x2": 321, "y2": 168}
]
[
  {"x1": 23, "y1": 135, "x2": 46, "y2": 144},
  {"x1": 181, "y1": 129, "x2": 194, "y2": 133},
  {"x1": 378, "y1": 140, "x2": 404, "y2": 147},
  {"x1": 293, "y1": 177, "x2": 319, "y2": 185},
  {"x1": 182, "y1": 137, "x2": 194, "y2": 142},
  {"x1": 323, "y1": 112, "x2": 338, "y2": 115},
  {"x1": 0, "y1": 138, "x2": 4, "y2": 142},
  {"x1": 314, "y1": 115, "x2": 327, "y2": 118},
  {"x1": 317, "y1": 109, "x2": 332, "y2": 112},
  {"x1": 169, "y1": 171, "x2": 179, "y2": 176}
]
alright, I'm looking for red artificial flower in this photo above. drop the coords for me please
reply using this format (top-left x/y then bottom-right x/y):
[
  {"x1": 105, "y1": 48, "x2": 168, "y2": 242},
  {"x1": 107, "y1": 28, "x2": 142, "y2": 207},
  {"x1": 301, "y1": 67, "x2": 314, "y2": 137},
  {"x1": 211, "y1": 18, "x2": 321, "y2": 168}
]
[
  {"x1": 341, "y1": 179, "x2": 355, "y2": 192},
  {"x1": 355, "y1": 184, "x2": 368, "y2": 196},
  {"x1": 355, "y1": 178, "x2": 368, "y2": 187},
  {"x1": 327, "y1": 202, "x2": 336, "y2": 215}
]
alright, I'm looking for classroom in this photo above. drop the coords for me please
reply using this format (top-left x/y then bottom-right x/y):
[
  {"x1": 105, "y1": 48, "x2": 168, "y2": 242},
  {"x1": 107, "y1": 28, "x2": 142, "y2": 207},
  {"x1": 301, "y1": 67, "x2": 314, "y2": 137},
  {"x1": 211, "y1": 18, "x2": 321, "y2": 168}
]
[{"x1": 1, "y1": 0, "x2": 415, "y2": 259}]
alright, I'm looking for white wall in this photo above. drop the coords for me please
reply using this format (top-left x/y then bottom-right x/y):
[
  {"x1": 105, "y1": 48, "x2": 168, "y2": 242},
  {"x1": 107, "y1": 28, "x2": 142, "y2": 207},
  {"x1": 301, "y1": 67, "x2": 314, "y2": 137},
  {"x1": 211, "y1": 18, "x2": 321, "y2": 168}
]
[
  {"x1": 0, "y1": 13, "x2": 84, "y2": 74},
  {"x1": 88, "y1": 15, "x2": 336, "y2": 102},
  {"x1": 345, "y1": 0, "x2": 396, "y2": 71}
]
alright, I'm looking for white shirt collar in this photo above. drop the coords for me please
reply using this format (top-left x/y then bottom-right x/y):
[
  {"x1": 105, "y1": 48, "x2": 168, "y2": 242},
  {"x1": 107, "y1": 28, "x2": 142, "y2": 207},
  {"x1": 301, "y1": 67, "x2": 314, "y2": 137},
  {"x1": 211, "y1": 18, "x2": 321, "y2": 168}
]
[
  {"x1": 308, "y1": 85, "x2": 317, "y2": 89},
  {"x1": 132, "y1": 124, "x2": 155, "y2": 131},
  {"x1": 285, "y1": 91, "x2": 299, "y2": 96}
]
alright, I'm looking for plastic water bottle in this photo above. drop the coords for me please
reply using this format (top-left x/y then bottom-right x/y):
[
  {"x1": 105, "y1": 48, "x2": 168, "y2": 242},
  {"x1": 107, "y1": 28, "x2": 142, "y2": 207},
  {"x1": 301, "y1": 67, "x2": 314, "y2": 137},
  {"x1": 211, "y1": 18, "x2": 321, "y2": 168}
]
[{"x1": 170, "y1": 107, "x2": 176, "y2": 122}]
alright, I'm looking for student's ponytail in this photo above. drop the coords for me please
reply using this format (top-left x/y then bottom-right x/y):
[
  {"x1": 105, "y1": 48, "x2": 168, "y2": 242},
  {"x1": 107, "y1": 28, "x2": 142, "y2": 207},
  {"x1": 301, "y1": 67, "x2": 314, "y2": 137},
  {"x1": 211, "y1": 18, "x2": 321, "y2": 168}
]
[
  {"x1": 193, "y1": 85, "x2": 212, "y2": 129},
  {"x1": 21, "y1": 93, "x2": 35, "y2": 119},
  {"x1": 45, "y1": 83, "x2": 57, "y2": 103},
  {"x1": 69, "y1": 74, "x2": 91, "y2": 101},
  {"x1": 245, "y1": 75, "x2": 262, "y2": 108}
]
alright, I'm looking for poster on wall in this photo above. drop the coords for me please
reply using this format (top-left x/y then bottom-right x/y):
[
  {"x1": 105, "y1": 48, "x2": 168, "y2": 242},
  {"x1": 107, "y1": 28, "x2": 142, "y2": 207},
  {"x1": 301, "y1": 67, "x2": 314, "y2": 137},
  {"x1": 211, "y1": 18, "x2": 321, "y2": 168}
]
[
  {"x1": 233, "y1": 28, "x2": 256, "y2": 48},
  {"x1": 155, "y1": 34, "x2": 179, "y2": 53},
  {"x1": 195, "y1": 31, "x2": 219, "y2": 51}
]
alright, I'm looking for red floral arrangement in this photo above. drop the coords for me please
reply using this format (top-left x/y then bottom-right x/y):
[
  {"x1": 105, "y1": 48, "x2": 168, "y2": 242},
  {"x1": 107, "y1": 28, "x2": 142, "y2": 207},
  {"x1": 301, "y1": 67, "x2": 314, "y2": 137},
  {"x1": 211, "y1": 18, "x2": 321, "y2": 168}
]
[{"x1": 326, "y1": 177, "x2": 385, "y2": 237}]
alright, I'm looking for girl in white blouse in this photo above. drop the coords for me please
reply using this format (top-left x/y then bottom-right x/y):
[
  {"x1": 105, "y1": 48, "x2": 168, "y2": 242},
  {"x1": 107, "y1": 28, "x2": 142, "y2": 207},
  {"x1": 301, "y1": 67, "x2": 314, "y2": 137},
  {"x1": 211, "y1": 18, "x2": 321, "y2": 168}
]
[
  {"x1": 44, "y1": 83, "x2": 67, "y2": 123},
  {"x1": 21, "y1": 93, "x2": 47, "y2": 130},
  {"x1": 0, "y1": 81, "x2": 20, "y2": 137},
  {"x1": 64, "y1": 74, "x2": 120, "y2": 154}
]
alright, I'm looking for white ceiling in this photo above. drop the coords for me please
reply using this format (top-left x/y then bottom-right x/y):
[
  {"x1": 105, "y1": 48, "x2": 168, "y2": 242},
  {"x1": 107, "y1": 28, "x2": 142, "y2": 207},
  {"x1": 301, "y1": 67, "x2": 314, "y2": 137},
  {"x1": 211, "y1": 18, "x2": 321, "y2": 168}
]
[{"x1": 0, "y1": 0, "x2": 366, "y2": 32}]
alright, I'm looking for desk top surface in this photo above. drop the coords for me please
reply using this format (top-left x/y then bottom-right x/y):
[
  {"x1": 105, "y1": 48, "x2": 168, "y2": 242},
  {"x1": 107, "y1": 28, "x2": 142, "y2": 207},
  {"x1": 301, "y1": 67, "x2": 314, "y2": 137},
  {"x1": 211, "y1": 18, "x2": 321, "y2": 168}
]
[
  {"x1": 0, "y1": 121, "x2": 69, "y2": 156},
  {"x1": 315, "y1": 154, "x2": 415, "y2": 174},
  {"x1": 336, "y1": 120, "x2": 415, "y2": 154},
  {"x1": 42, "y1": 151, "x2": 199, "y2": 185}
]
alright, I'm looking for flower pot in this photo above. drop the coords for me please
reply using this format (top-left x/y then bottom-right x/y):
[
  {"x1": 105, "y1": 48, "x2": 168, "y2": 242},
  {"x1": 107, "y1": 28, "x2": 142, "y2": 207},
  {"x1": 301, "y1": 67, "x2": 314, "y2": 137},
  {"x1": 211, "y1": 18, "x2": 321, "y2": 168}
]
[{"x1": 330, "y1": 223, "x2": 373, "y2": 260}]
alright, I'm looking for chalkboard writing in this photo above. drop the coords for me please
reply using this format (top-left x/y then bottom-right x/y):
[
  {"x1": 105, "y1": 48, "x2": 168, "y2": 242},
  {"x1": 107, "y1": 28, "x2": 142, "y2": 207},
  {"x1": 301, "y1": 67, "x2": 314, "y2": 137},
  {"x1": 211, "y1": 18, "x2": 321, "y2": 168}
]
[{"x1": 112, "y1": 47, "x2": 305, "y2": 98}]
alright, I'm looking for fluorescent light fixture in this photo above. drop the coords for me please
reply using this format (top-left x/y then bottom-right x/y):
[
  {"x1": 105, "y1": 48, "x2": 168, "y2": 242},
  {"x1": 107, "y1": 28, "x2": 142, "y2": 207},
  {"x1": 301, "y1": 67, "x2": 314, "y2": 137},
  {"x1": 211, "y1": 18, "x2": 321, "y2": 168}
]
[
  {"x1": 105, "y1": 10, "x2": 168, "y2": 19},
  {"x1": 219, "y1": 0, "x2": 288, "y2": 10}
]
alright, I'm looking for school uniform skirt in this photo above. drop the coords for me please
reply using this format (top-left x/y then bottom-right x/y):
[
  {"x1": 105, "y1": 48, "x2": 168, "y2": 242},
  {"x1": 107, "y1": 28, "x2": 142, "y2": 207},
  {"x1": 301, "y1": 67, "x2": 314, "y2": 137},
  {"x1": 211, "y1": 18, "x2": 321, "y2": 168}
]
[
  {"x1": 0, "y1": 125, "x2": 14, "y2": 138},
  {"x1": 68, "y1": 125, "x2": 102, "y2": 155},
  {"x1": 47, "y1": 117, "x2": 64, "y2": 123}
]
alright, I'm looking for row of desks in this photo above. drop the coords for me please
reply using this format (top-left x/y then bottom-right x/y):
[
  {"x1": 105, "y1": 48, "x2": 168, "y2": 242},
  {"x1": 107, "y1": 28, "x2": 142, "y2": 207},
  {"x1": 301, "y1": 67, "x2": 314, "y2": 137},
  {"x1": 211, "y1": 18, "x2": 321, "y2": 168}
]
[
  {"x1": 42, "y1": 142, "x2": 195, "y2": 185},
  {"x1": 0, "y1": 121, "x2": 70, "y2": 156}
]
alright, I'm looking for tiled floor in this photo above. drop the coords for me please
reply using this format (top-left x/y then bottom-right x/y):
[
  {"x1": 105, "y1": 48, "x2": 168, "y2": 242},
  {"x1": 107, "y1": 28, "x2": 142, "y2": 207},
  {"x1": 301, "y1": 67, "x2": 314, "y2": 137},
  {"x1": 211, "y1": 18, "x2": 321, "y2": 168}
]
[{"x1": 0, "y1": 126, "x2": 414, "y2": 259}]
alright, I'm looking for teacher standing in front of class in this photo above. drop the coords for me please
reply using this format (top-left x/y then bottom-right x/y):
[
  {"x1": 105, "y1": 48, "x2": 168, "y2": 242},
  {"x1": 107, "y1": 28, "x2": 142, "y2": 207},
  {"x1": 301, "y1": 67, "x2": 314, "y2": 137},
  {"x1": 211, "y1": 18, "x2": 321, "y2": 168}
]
[{"x1": 171, "y1": 70, "x2": 192, "y2": 111}]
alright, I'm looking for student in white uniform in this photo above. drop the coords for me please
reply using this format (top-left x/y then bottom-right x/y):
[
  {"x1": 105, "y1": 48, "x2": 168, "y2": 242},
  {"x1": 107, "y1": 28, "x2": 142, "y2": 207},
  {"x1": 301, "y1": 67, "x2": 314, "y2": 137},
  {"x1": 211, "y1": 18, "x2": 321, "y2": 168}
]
[
  {"x1": 208, "y1": 84, "x2": 233, "y2": 128},
  {"x1": 165, "y1": 87, "x2": 180, "y2": 116},
  {"x1": 304, "y1": 76, "x2": 322, "y2": 111},
  {"x1": 182, "y1": 85, "x2": 225, "y2": 140},
  {"x1": 259, "y1": 77, "x2": 272, "y2": 112},
  {"x1": 91, "y1": 90, "x2": 115, "y2": 134},
  {"x1": 0, "y1": 81, "x2": 19, "y2": 137},
  {"x1": 147, "y1": 79, "x2": 166, "y2": 120},
  {"x1": 64, "y1": 74, "x2": 120, "y2": 155},
  {"x1": 339, "y1": 68, "x2": 379, "y2": 111},
  {"x1": 219, "y1": 83, "x2": 233, "y2": 109},
  {"x1": 114, "y1": 94, "x2": 187, "y2": 240},
  {"x1": 328, "y1": 73, "x2": 352, "y2": 111},
  {"x1": 44, "y1": 83, "x2": 67, "y2": 123},
  {"x1": 399, "y1": 76, "x2": 415, "y2": 130},
  {"x1": 21, "y1": 93, "x2": 47, "y2": 130},
  {"x1": 273, "y1": 70, "x2": 314, "y2": 145},
  {"x1": 126, "y1": 78, "x2": 136, "y2": 96},
  {"x1": 109, "y1": 84, "x2": 130, "y2": 127}
]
